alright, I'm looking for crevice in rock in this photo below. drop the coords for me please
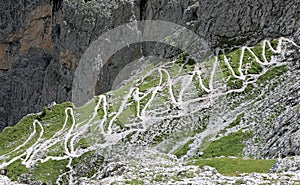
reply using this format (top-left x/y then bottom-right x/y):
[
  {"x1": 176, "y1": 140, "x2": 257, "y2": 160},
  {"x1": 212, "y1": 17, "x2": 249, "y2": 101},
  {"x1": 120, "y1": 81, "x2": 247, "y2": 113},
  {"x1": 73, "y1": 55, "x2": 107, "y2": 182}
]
[
  {"x1": 52, "y1": 0, "x2": 63, "y2": 12},
  {"x1": 139, "y1": 0, "x2": 148, "y2": 20}
]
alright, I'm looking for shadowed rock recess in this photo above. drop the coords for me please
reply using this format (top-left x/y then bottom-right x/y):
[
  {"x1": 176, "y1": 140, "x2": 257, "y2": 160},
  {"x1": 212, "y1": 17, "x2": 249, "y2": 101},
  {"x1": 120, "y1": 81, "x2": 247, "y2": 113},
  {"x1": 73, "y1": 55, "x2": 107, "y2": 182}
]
[{"x1": 0, "y1": 0, "x2": 300, "y2": 184}]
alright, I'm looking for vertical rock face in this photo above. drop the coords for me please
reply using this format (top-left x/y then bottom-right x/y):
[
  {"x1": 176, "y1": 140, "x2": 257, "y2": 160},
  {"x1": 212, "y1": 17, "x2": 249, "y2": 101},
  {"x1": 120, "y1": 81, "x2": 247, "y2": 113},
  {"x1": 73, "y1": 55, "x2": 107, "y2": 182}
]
[
  {"x1": 0, "y1": 0, "x2": 299, "y2": 130},
  {"x1": 0, "y1": 1, "x2": 55, "y2": 130},
  {"x1": 141, "y1": 0, "x2": 300, "y2": 47}
]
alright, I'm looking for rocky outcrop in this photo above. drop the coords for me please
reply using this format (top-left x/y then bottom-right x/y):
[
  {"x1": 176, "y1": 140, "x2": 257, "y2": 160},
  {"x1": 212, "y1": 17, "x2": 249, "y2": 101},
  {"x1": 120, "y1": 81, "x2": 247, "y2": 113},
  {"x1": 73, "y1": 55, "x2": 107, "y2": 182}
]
[{"x1": 0, "y1": 0, "x2": 299, "y2": 130}]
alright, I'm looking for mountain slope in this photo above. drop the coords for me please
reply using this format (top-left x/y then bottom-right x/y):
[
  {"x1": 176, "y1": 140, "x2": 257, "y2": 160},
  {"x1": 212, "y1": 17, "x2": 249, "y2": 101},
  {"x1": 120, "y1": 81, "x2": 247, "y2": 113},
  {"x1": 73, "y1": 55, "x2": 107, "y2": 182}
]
[
  {"x1": 0, "y1": 37, "x2": 299, "y2": 184},
  {"x1": 1, "y1": 0, "x2": 299, "y2": 131}
]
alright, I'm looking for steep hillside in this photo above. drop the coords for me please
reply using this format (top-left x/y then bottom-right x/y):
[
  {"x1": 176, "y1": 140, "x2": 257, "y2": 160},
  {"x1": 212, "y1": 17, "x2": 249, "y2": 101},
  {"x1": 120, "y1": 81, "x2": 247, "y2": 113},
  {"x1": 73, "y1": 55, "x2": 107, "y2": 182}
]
[{"x1": 0, "y1": 37, "x2": 299, "y2": 184}]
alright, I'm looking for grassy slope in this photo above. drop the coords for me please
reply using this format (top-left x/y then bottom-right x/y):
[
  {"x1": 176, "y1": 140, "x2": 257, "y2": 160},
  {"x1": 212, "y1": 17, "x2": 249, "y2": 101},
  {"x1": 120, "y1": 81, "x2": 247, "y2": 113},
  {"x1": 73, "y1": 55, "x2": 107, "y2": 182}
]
[
  {"x1": 0, "y1": 38, "x2": 290, "y2": 183},
  {"x1": 193, "y1": 158, "x2": 275, "y2": 176},
  {"x1": 202, "y1": 131, "x2": 253, "y2": 158},
  {"x1": 0, "y1": 102, "x2": 73, "y2": 181}
]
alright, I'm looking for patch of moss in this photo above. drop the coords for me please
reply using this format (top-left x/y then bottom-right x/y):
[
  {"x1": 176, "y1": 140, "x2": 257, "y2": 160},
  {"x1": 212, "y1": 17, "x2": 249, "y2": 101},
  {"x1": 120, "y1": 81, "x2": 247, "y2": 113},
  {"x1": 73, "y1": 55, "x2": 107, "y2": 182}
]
[
  {"x1": 176, "y1": 52, "x2": 196, "y2": 69},
  {"x1": 218, "y1": 113, "x2": 245, "y2": 135},
  {"x1": 218, "y1": 36, "x2": 249, "y2": 47},
  {"x1": 187, "y1": 58, "x2": 196, "y2": 66},
  {"x1": 152, "y1": 134, "x2": 164, "y2": 145},
  {"x1": 171, "y1": 175, "x2": 182, "y2": 181},
  {"x1": 235, "y1": 179, "x2": 247, "y2": 184}
]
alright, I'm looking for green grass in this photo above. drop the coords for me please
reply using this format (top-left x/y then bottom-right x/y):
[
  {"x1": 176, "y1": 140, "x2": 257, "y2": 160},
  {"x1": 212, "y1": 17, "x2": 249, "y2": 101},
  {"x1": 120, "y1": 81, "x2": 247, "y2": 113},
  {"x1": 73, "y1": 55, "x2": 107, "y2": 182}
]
[
  {"x1": 270, "y1": 39, "x2": 279, "y2": 49},
  {"x1": 0, "y1": 115, "x2": 37, "y2": 156},
  {"x1": 193, "y1": 158, "x2": 275, "y2": 176},
  {"x1": 125, "y1": 179, "x2": 145, "y2": 185},
  {"x1": 227, "y1": 78, "x2": 244, "y2": 89},
  {"x1": 226, "y1": 49, "x2": 242, "y2": 76},
  {"x1": 202, "y1": 130, "x2": 253, "y2": 158},
  {"x1": 139, "y1": 73, "x2": 160, "y2": 92},
  {"x1": 0, "y1": 102, "x2": 73, "y2": 158},
  {"x1": 250, "y1": 42, "x2": 264, "y2": 62},
  {"x1": 228, "y1": 113, "x2": 244, "y2": 128},
  {"x1": 250, "y1": 40, "x2": 277, "y2": 62},
  {"x1": 0, "y1": 102, "x2": 75, "y2": 182},
  {"x1": 0, "y1": 41, "x2": 287, "y2": 183},
  {"x1": 39, "y1": 102, "x2": 74, "y2": 140},
  {"x1": 6, "y1": 159, "x2": 28, "y2": 181},
  {"x1": 76, "y1": 98, "x2": 100, "y2": 123},
  {"x1": 76, "y1": 137, "x2": 93, "y2": 149},
  {"x1": 176, "y1": 52, "x2": 188, "y2": 64},
  {"x1": 32, "y1": 159, "x2": 69, "y2": 183},
  {"x1": 243, "y1": 50, "x2": 263, "y2": 74},
  {"x1": 219, "y1": 39, "x2": 281, "y2": 90},
  {"x1": 71, "y1": 151, "x2": 103, "y2": 178},
  {"x1": 256, "y1": 65, "x2": 287, "y2": 85},
  {"x1": 219, "y1": 50, "x2": 244, "y2": 90},
  {"x1": 218, "y1": 113, "x2": 244, "y2": 135},
  {"x1": 173, "y1": 139, "x2": 194, "y2": 158}
]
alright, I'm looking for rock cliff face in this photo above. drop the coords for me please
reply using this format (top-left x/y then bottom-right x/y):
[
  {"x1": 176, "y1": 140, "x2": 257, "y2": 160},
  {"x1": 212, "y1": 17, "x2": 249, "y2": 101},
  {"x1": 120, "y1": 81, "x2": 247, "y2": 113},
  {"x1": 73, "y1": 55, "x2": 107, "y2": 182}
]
[{"x1": 0, "y1": 0, "x2": 299, "y2": 131}]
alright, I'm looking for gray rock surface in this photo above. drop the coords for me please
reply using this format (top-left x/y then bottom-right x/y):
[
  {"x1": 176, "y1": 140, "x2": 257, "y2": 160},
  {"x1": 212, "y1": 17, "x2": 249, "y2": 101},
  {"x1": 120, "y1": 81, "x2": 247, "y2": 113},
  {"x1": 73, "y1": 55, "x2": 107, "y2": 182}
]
[
  {"x1": 0, "y1": 0, "x2": 299, "y2": 131},
  {"x1": 243, "y1": 50, "x2": 300, "y2": 159},
  {"x1": 270, "y1": 156, "x2": 300, "y2": 173}
]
